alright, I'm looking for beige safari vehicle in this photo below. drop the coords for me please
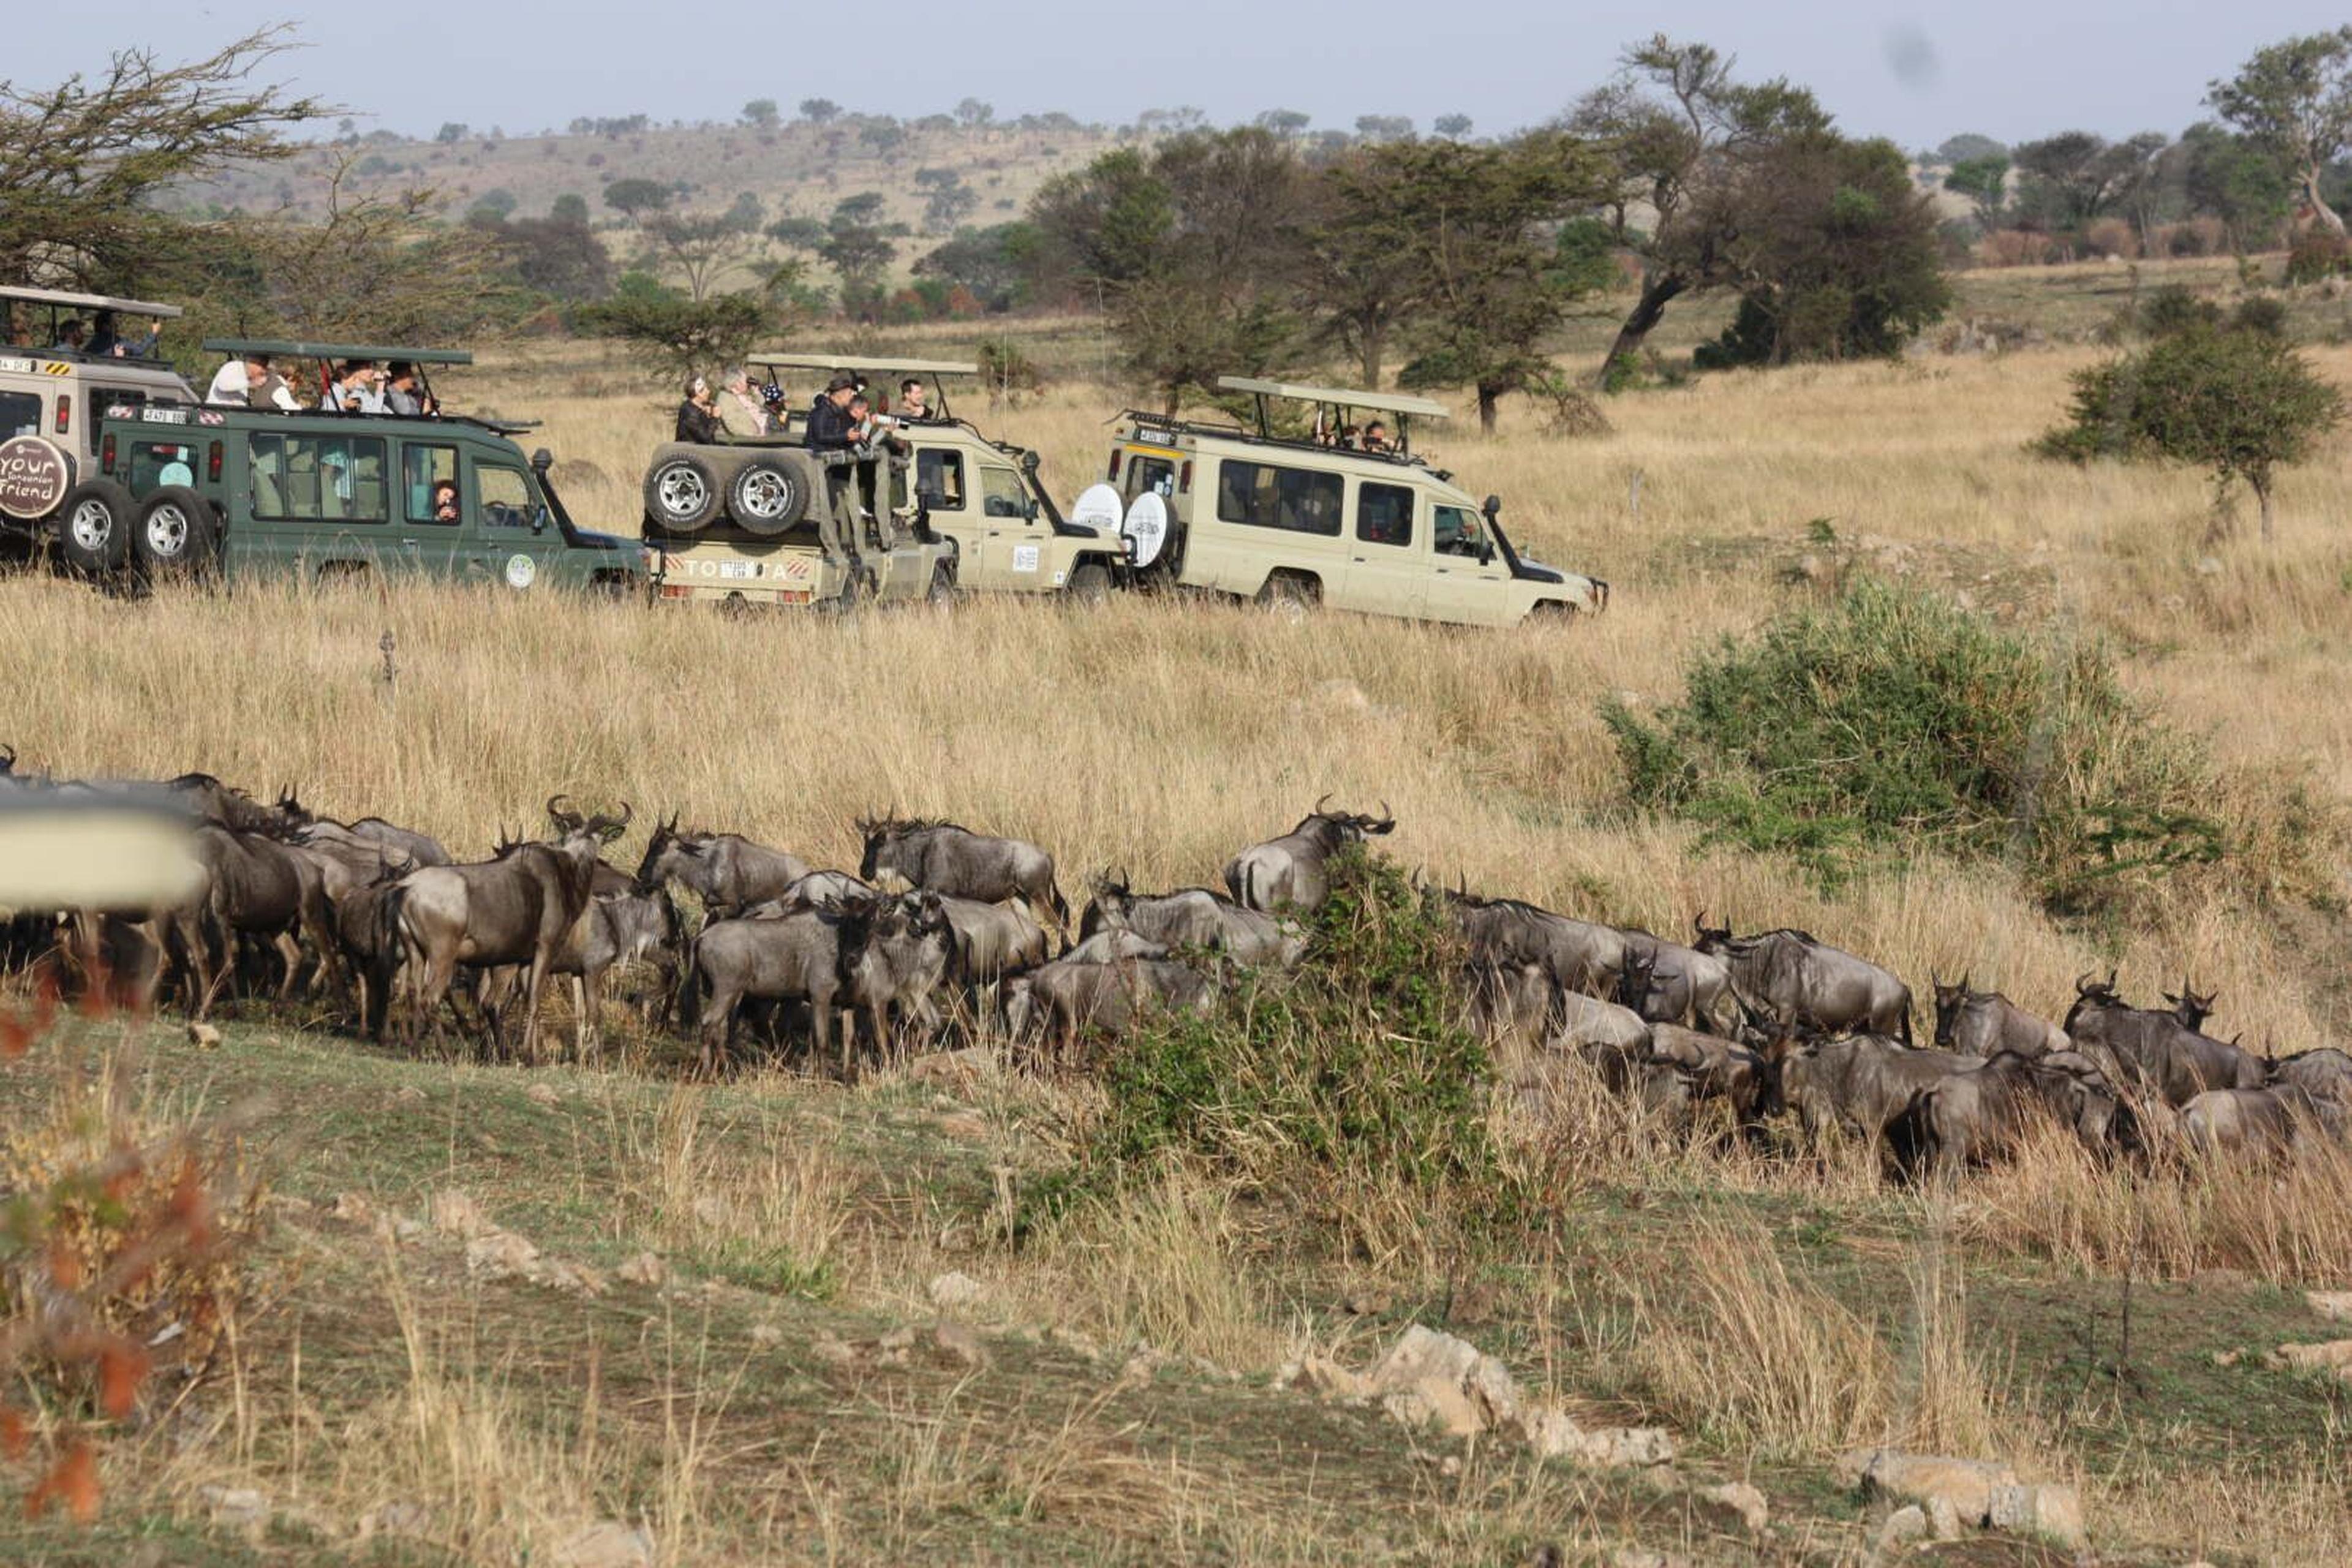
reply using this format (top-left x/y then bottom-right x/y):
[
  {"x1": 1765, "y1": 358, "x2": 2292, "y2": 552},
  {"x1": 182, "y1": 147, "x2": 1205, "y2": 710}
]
[
  {"x1": 0, "y1": 286, "x2": 196, "y2": 578},
  {"x1": 737, "y1": 354, "x2": 1128, "y2": 601},
  {"x1": 1104, "y1": 377, "x2": 1607, "y2": 626},
  {"x1": 639, "y1": 356, "x2": 960, "y2": 612}
]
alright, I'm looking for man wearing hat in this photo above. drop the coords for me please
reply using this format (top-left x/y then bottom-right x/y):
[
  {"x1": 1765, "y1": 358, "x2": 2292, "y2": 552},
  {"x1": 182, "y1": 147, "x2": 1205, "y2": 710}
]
[{"x1": 804, "y1": 371, "x2": 865, "y2": 567}]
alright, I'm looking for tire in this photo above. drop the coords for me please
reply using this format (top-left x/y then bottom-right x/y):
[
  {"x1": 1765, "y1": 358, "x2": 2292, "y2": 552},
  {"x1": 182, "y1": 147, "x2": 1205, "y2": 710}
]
[
  {"x1": 1066, "y1": 562, "x2": 1112, "y2": 606},
  {"x1": 925, "y1": 562, "x2": 957, "y2": 609},
  {"x1": 643, "y1": 453, "x2": 722, "y2": 533},
  {"x1": 52, "y1": 480, "x2": 135, "y2": 579},
  {"x1": 1255, "y1": 572, "x2": 1317, "y2": 623},
  {"x1": 133, "y1": 487, "x2": 220, "y2": 582},
  {"x1": 827, "y1": 562, "x2": 867, "y2": 617},
  {"x1": 726, "y1": 458, "x2": 808, "y2": 536}
]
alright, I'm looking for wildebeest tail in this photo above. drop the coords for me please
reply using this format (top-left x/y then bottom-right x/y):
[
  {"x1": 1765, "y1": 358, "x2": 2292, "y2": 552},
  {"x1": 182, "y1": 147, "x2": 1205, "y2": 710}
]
[{"x1": 675, "y1": 933, "x2": 704, "y2": 1031}]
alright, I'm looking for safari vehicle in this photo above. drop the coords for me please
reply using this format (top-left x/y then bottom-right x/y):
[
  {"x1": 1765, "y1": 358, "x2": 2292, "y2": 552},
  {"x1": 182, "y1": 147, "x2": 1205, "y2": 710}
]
[
  {"x1": 638, "y1": 353, "x2": 965, "y2": 612},
  {"x1": 1102, "y1": 377, "x2": 1607, "y2": 627},
  {"x1": 0, "y1": 285, "x2": 197, "y2": 577},
  {"x1": 87, "y1": 338, "x2": 642, "y2": 593}
]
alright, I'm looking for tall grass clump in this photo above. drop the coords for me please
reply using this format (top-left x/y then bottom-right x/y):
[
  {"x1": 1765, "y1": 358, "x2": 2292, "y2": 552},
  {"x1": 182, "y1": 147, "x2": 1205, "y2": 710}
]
[
  {"x1": 1084, "y1": 854, "x2": 1504, "y2": 1236},
  {"x1": 1599, "y1": 578, "x2": 2315, "y2": 914}
]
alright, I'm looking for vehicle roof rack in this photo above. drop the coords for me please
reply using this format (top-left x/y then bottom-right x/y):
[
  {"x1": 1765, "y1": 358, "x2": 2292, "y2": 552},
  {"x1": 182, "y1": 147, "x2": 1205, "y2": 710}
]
[
  {"x1": 0, "y1": 285, "x2": 183, "y2": 319},
  {"x1": 200, "y1": 338, "x2": 473, "y2": 365},
  {"x1": 1215, "y1": 375, "x2": 1449, "y2": 420},
  {"x1": 748, "y1": 353, "x2": 979, "y2": 376}
]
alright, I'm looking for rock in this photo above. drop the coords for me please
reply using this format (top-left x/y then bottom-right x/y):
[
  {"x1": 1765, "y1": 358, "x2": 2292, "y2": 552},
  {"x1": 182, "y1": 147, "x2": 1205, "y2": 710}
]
[
  {"x1": 1118, "y1": 1345, "x2": 1172, "y2": 1386},
  {"x1": 328, "y1": 1191, "x2": 376, "y2": 1223},
  {"x1": 552, "y1": 1520, "x2": 655, "y2": 1568},
  {"x1": 907, "y1": 1047, "x2": 997, "y2": 1087},
  {"x1": 2212, "y1": 1348, "x2": 2245, "y2": 1368},
  {"x1": 2267, "y1": 1339, "x2": 2352, "y2": 1377},
  {"x1": 617, "y1": 1251, "x2": 667, "y2": 1287},
  {"x1": 1878, "y1": 1504, "x2": 1928, "y2": 1551},
  {"x1": 1342, "y1": 1289, "x2": 1392, "y2": 1317},
  {"x1": 930, "y1": 1110, "x2": 990, "y2": 1142},
  {"x1": 934, "y1": 1321, "x2": 987, "y2": 1368},
  {"x1": 1277, "y1": 1356, "x2": 1373, "y2": 1401},
  {"x1": 748, "y1": 1323, "x2": 784, "y2": 1349},
  {"x1": 1371, "y1": 1324, "x2": 1523, "y2": 1433},
  {"x1": 1610, "y1": 1550, "x2": 1691, "y2": 1568},
  {"x1": 186, "y1": 1022, "x2": 222, "y2": 1049},
  {"x1": 200, "y1": 1485, "x2": 269, "y2": 1530},
  {"x1": 1698, "y1": 1481, "x2": 1768, "y2": 1534},
  {"x1": 1989, "y1": 1482, "x2": 2087, "y2": 1548},
  {"x1": 928, "y1": 1270, "x2": 986, "y2": 1312},
  {"x1": 1048, "y1": 1326, "x2": 1103, "y2": 1361},
  {"x1": 1520, "y1": 1409, "x2": 1675, "y2": 1468},
  {"x1": 811, "y1": 1332, "x2": 857, "y2": 1368},
  {"x1": 2195, "y1": 555, "x2": 2225, "y2": 577},
  {"x1": 1924, "y1": 1493, "x2": 1963, "y2": 1541},
  {"x1": 1792, "y1": 554, "x2": 1827, "y2": 583},
  {"x1": 540, "y1": 1258, "x2": 607, "y2": 1298},
  {"x1": 1838, "y1": 1447, "x2": 2016, "y2": 1526},
  {"x1": 2309, "y1": 1291, "x2": 2352, "y2": 1322},
  {"x1": 429, "y1": 1189, "x2": 486, "y2": 1237},
  {"x1": 524, "y1": 1082, "x2": 562, "y2": 1106},
  {"x1": 464, "y1": 1230, "x2": 541, "y2": 1280}
]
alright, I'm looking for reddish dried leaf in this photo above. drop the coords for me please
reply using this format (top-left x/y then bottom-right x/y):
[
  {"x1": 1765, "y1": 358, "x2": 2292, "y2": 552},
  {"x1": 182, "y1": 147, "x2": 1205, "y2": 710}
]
[
  {"x1": 0, "y1": 1407, "x2": 26, "y2": 1461},
  {"x1": 24, "y1": 1441, "x2": 99, "y2": 1523},
  {"x1": 45, "y1": 1234, "x2": 83, "y2": 1292},
  {"x1": 0, "y1": 1016, "x2": 29, "y2": 1061},
  {"x1": 96, "y1": 1342, "x2": 150, "y2": 1420}
]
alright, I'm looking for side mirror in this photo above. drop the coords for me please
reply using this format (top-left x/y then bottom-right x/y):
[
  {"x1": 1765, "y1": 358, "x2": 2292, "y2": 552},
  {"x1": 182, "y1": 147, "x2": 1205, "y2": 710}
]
[
  {"x1": 530, "y1": 507, "x2": 548, "y2": 534},
  {"x1": 1023, "y1": 497, "x2": 1039, "y2": 521},
  {"x1": 1477, "y1": 539, "x2": 1495, "y2": 566}
]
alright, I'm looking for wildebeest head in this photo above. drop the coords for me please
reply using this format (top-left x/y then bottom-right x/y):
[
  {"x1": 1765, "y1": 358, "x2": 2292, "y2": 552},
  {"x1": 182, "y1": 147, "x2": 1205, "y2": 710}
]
[
  {"x1": 1295, "y1": 796, "x2": 1395, "y2": 850},
  {"x1": 1689, "y1": 910, "x2": 1734, "y2": 955},
  {"x1": 1615, "y1": 950, "x2": 1676, "y2": 1012},
  {"x1": 1081, "y1": 869, "x2": 1137, "y2": 938},
  {"x1": 2064, "y1": 968, "x2": 2122, "y2": 1032},
  {"x1": 273, "y1": 784, "x2": 313, "y2": 827},
  {"x1": 1931, "y1": 971, "x2": 1972, "y2": 1047},
  {"x1": 635, "y1": 810, "x2": 706, "y2": 889},
  {"x1": 545, "y1": 794, "x2": 633, "y2": 848},
  {"x1": 2162, "y1": 980, "x2": 2217, "y2": 1033},
  {"x1": 854, "y1": 815, "x2": 905, "y2": 881}
]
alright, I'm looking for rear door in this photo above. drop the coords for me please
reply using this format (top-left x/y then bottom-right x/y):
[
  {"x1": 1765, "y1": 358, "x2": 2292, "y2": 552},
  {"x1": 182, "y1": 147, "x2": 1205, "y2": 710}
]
[{"x1": 1341, "y1": 477, "x2": 1428, "y2": 619}]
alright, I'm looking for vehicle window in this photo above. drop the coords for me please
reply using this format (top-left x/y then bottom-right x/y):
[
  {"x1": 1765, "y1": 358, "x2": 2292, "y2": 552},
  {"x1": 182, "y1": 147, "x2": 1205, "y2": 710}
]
[
  {"x1": 916, "y1": 449, "x2": 966, "y2": 508},
  {"x1": 86, "y1": 389, "x2": 147, "y2": 454},
  {"x1": 1123, "y1": 454, "x2": 1175, "y2": 502},
  {"x1": 1215, "y1": 459, "x2": 1342, "y2": 537},
  {"x1": 130, "y1": 441, "x2": 198, "y2": 491},
  {"x1": 1433, "y1": 504, "x2": 1486, "y2": 557},
  {"x1": 248, "y1": 431, "x2": 389, "y2": 522},
  {"x1": 1357, "y1": 481, "x2": 1415, "y2": 548},
  {"x1": 980, "y1": 466, "x2": 1026, "y2": 519},
  {"x1": 478, "y1": 464, "x2": 535, "y2": 529},
  {"x1": 0, "y1": 391, "x2": 39, "y2": 439},
  {"x1": 403, "y1": 443, "x2": 459, "y2": 526}
]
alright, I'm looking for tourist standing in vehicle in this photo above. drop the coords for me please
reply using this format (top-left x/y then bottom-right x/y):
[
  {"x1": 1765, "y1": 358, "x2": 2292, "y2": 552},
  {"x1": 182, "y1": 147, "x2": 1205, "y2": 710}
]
[
  {"x1": 206, "y1": 350, "x2": 301, "y2": 411},
  {"x1": 675, "y1": 375, "x2": 725, "y2": 444},
  {"x1": 898, "y1": 378, "x2": 933, "y2": 422},
  {"x1": 718, "y1": 368, "x2": 771, "y2": 436},
  {"x1": 805, "y1": 372, "x2": 864, "y2": 560},
  {"x1": 384, "y1": 361, "x2": 437, "y2": 417},
  {"x1": 1360, "y1": 420, "x2": 1392, "y2": 454},
  {"x1": 330, "y1": 360, "x2": 386, "y2": 414}
]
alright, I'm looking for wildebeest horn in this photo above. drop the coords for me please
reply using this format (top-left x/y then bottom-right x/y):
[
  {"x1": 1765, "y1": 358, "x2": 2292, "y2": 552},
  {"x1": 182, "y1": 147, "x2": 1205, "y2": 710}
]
[
  {"x1": 1314, "y1": 792, "x2": 1333, "y2": 815},
  {"x1": 547, "y1": 793, "x2": 583, "y2": 831},
  {"x1": 1692, "y1": 910, "x2": 1708, "y2": 936},
  {"x1": 586, "y1": 801, "x2": 633, "y2": 840}
]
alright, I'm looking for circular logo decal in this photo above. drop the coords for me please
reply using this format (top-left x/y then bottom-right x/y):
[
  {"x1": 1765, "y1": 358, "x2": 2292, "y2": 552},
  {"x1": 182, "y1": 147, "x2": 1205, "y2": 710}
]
[
  {"x1": 503, "y1": 553, "x2": 537, "y2": 589},
  {"x1": 0, "y1": 435, "x2": 70, "y2": 521}
]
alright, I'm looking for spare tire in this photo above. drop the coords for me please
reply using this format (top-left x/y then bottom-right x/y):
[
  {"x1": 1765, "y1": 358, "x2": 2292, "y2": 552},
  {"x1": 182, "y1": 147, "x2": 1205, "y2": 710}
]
[
  {"x1": 133, "y1": 486, "x2": 221, "y2": 582},
  {"x1": 53, "y1": 480, "x2": 136, "y2": 579},
  {"x1": 727, "y1": 457, "x2": 809, "y2": 535},
  {"x1": 643, "y1": 451, "x2": 722, "y2": 533}
]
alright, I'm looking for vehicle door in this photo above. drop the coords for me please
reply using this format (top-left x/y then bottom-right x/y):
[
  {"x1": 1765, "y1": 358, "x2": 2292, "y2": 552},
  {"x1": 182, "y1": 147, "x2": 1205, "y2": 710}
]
[
  {"x1": 976, "y1": 461, "x2": 1047, "y2": 591},
  {"x1": 394, "y1": 439, "x2": 463, "y2": 576},
  {"x1": 1343, "y1": 477, "x2": 1428, "y2": 619},
  {"x1": 1427, "y1": 502, "x2": 1513, "y2": 625},
  {"x1": 246, "y1": 428, "x2": 393, "y2": 578},
  {"x1": 467, "y1": 451, "x2": 558, "y2": 590},
  {"x1": 912, "y1": 444, "x2": 992, "y2": 586}
]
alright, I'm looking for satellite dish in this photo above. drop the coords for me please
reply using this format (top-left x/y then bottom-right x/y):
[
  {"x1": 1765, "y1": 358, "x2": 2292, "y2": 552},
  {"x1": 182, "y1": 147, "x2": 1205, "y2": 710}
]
[
  {"x1": 1122, "y1": 491, "x2": 1168, "y2": 569},
  {"x1": 1069, "y1": 482, "x2": 1125, "y2": 537}
]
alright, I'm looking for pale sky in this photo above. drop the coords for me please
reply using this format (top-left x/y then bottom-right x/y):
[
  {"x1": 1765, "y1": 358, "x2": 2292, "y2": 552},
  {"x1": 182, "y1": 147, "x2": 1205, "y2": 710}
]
[{"x1": 8, "y1": 3, "x2": 2344, "y2": 149}]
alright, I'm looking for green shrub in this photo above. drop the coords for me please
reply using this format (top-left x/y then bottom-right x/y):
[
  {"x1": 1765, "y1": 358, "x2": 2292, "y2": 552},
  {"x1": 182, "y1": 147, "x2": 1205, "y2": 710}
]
[
  {"x1": 1091, "y1": 853, "x2": 1502, "y2": 1209},
  {"x1": 1601, "y1": 580, "x2": 2228, "y2": 912}
]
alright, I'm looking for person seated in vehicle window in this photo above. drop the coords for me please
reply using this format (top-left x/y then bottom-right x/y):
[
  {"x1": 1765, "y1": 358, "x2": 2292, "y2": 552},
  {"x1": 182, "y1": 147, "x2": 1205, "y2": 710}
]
[
  {"x1": 52, "y1": 318, "x2": 88, "y2": 354},
  {"x1": 1360, "y1": 420, "x2": 1392, "y2": 454},
  {"x1": 675, "y1": 374, "x2": 725, "y2": 444},
  {"x1": 430, "y1": 478, "x2": 460, "y2": 522},
  {"x1": 206, "y1": 350, "x2": 302, "y2": 411},
  {"x1": 1433, "y1": 505, "x2": 1487, "y2": 557},
  {"x1": 760, "y1": 379, "x2": 790, "y2": 431},
  {"x1": 718, "y1": 367, "x2": 771, "y2": 436},
  {"x1": 384, "y1": 362, "x2": 437, "y2": 417},
  {"x1": 86, "y1": 311, "x2": 120, "y2": 357},
  {"x1": 330, "y1": 360, "x2": 386, "y2": 414}
]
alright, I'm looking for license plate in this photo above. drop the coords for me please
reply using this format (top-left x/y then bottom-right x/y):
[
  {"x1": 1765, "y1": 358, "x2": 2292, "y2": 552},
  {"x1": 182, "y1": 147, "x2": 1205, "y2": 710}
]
[
  {"x1": 141, "y1": 407, "x2": 189, "y2": 424},
  {"x1": 777, "y1": 589, "x2": 810, "y2": 604},
  {"x1": 719, "y1": 560, "x2": 757, "y2": 579},
  {"x1": 0, "y1": 358, "x2": 29, "y2": 374}
]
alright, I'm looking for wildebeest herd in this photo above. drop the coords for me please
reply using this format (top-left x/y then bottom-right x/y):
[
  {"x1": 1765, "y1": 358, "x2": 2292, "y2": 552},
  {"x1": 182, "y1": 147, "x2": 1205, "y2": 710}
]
[{"x1": 3, "y1": 752, "x2": 2345, "y2": 1176}]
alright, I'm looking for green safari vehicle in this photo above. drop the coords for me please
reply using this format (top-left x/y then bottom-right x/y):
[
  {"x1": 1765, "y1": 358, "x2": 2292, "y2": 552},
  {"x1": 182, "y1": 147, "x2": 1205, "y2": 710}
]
[{"x1": 89, "y1": 338, "x2": 644, "y2": 593}]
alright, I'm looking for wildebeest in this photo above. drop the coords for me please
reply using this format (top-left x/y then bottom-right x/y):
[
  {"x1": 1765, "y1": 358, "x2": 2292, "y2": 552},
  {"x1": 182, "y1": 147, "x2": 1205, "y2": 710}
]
[
  {"x1": 838, "y1": 890, "x2": 955, "y2": 1061},
  {"x1": 1648, "y1": 1022, "x2": 1778, "y2": 1129},
  {"x1": 328, "y1": 850, "x2": 416, "y2": 1036},
  {"x1": 387, "y1": 796, "x2": 629, "y2": 1057},
  {"x1": 186, "y1": 823, "x2": 341, "y2": 1016},
  {"x1": 1081, "y1": 873, "x2": 1306, "y2": 968},
  {"x1": 1616, "y1": 923, "x2": 1738, "y2": 1034},
  {"x1": 1060, "y1": 929, "x2": 1170, "y2": 965},
  {"x1": 1464, "y1": 961, "x2": 1559, "y2": 1049},
  {"x1": 736, "y1": 870, "x2": 878, "y2": 920},
  {"x1": 2062, "y1": 972, "x2": 2264, "y2": 1107},
  {"x1": 933, "y1": 893, "x2": 1052, "y2": 1016},
  {"x1": 2269, "y1": 1047, "x2": 2352, "y2": 1107},
  {"x1": 1900, "y1": 1049, "x2": 2122, "y2": 1174},
  {"x1": 1769, "y1": 1031, "x2": 1978, "y2": 1148},
  {"x1": 2163, "y1": 981, "x2": 2218, "y2": 1034},
  {"x1": 1221, "y1": 799, "x2": 1394, "y2": 913},
  {"x1": 480, "y1": 881, "x2": 685, "y2": 1057},
  {"x1": 859, "y1": 815, "x2": 1066, "y2": 925},
  {"x1": 1002, "y1": 954, "x2": 1215, "y2": 1061},
  {"x1": 636, "y1": 815, "x2": 813, "y2": 919},
  {"x1": 2181, "y1": 1082, "x2": 2346, "y2": 1158},
  {"x1": 1930, "y1": 975, "x2": 2071, "y2": 1060},
  {"x1": 686, "y1": 904, "x2": 850, "y2": 1075},
  {"x1": 1697, "y1": 922, "x2": 1913, "y2": 1044},
  {"x1": 1449, "y1": 889, "x2": 1626, "y2": 995}
]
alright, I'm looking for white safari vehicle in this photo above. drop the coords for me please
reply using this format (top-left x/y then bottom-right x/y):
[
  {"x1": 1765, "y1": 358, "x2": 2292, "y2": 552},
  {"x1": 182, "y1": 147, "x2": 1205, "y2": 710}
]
[{"x1": 1100, "y1": 376, "x2": 1606, "y2": 626}]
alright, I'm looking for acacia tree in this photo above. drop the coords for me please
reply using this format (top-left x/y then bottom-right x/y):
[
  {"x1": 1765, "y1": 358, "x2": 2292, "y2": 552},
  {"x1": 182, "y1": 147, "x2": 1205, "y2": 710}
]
[
  {"x1": 2209, "y1": 28, "x2": 2352, "y2": 234},
  {"x1": 0, "y1": 28, "x2": 326, "y2": 288},
  {"x1": 1297, "y1": 145, "x2": 1431, "y2": 385}
]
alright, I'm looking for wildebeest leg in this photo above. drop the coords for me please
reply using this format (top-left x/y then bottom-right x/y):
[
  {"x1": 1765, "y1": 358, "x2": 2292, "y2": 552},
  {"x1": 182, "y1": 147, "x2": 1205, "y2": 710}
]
[
  {"x1": 573, "y1": 970, "x2": 599, "y2": 1063},
  {"x1": 698, "y1": 982, "x2": 739, "y2": 1077},
  {"x1": 518, "y1": 946, "x2": 552, "y2": 1065}
]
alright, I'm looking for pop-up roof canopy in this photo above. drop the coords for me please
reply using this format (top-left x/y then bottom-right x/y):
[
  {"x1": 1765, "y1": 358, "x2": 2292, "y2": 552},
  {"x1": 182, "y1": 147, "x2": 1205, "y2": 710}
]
[
  {"x1": 749, "y1": 353, "x2": 979, "y2": 377},
  {"x1": 1, "y1": 285, "x2": 183, "y2": 319},
  {"x1": 201, "y1": 339, "x2": 473, "y2": 364},
  {"x1": 1215, "y1": 375, "x2": 1450, "y2": 420}
]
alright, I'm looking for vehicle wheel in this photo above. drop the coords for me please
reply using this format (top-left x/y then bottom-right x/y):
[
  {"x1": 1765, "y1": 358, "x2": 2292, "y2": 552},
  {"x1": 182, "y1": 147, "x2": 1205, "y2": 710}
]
[
  {"x1": 643, "y1": 453, "x2": 722, "y2": 533},
  {"x1": 1256, "y1": 572, "x2": 1317, "y2": 624},
  {"x1": 826, "y1": 562, "x2": 865, "y2": 617},
  {"x1": 726, "y1": 458, "x2": 807, "y2": 535},
  {"x1": 133, "y1": 487, "x2": 221, "y2": 582},
  {"x1": 925, "y1": 563, "x2": 958, "y2": 609},
  {"x1": 1066, "y1": 562, "x2": 1112, "y2": 606},
  {"x1": 52, "y1": 480, "x2": 135, "y2": 579}
]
